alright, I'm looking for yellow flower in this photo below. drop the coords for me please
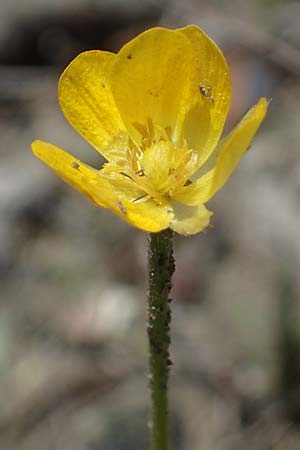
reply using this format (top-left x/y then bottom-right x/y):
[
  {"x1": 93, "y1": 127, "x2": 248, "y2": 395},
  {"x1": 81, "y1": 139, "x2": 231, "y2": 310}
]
[{"x1": 32, "y1": 25, "x2": 267, "y2": 235}]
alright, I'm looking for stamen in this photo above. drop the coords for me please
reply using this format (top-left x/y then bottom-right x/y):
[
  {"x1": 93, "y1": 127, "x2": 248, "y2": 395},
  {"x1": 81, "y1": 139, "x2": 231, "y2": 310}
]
[
  {"x1": 120, "y1": 171, "x2": 134, "y2": 181},
  {"x1": 117, "y1": 200, "x2": 127, "y2": 215},
  {"x1": 132, "y1": 194, "x2": 148, "y2": 203},
  {"x1": 146, "y1": 117, "x2": 154, "y2": 141}
]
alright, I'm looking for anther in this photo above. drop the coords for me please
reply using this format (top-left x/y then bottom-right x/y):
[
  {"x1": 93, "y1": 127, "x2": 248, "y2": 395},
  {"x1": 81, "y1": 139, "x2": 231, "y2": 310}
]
[{"x1": 135, "y1": 168, "x2": 145, "y2": 177}]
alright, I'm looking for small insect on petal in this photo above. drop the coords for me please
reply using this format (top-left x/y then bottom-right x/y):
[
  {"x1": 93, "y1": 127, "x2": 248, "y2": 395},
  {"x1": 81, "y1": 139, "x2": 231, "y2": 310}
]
[
  {"x1": 199, "y1": 83, "x2": 215, "y2": 104},
  {"x1": 199, "y1": 83, "x2": 210, "y2": 96},
  {"x1": 72, "y1": 161, "x2": 80, "y2": 170}
]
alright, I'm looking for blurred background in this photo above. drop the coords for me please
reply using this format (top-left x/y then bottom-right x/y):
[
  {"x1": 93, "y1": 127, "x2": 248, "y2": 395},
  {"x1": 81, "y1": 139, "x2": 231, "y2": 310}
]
[{"x1": 1, "y1": 0, "x2": 300, "y2": 449}]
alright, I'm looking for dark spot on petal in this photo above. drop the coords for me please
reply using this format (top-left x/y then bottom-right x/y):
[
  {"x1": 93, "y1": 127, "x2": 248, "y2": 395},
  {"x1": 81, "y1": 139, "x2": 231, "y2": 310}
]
[
  {"x1": 148, "y1": 88, "x2": 160, "y2": 97},
  {"x1": 117, "y1": 200, "x2": 127, "y2": 215},
  {"x1": 127, "y1": 54, "x2": 132, "y2": 59}
]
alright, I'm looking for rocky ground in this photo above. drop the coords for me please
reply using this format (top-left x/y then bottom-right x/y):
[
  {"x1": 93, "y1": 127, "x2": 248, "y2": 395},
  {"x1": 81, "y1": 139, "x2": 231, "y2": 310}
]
[{"x1": 1, "y1": 1, "x2": 300, "y2": 449}]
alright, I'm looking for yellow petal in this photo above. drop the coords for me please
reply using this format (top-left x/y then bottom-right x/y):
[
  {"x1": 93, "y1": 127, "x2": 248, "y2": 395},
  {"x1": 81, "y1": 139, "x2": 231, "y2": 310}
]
[
  {"x1": 32, "y1": 141, "x2": 173, "y2": 232},
  {"x1": 31, "y1": 140, "x2": 107, "y2": 206},
  {"x1": 115, "y1": 200, "x2": 173, "y2": 233},
  {"x1": 170, "y1": 202, "x2": 213, "y2": 235},
  {"x1": 174, "y1": 97, "x2": 268, "y2": 206},
  {"x1": 175, "y1": 25, "x2": 232, "y2": 167},
  {"x1": 86, "y1": 173, "x2": 174, "y2": 232},
  {"x1": 110, "y1": 27, "x2": 194, "y2": 144},
  {"x1": 58, "y1": 51, "x2": 128, "y2": 161}
]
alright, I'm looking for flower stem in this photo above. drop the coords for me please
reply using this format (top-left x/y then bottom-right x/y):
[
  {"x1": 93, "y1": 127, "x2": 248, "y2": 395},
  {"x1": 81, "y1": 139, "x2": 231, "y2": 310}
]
[{"x1": 147, "y1": 228, "x2": 175, "y2": 450}]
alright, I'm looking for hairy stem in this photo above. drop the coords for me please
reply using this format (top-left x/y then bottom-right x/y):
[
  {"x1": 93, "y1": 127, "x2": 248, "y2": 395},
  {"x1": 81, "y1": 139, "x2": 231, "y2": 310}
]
[{"x1": 147, "y1": 228, "x2": 175, "y2": 450}]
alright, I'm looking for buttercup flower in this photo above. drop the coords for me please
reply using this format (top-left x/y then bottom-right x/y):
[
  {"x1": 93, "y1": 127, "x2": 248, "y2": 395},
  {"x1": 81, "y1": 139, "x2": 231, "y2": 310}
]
[{"x1": 32, "y1": 25, "x2": 267, "y2": 235}]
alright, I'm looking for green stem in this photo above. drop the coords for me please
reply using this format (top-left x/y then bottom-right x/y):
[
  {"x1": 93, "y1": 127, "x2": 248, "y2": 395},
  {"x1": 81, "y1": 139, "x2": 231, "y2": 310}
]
[{"x1": 147, "y1": 228, "x2": 175, "y2": 450}]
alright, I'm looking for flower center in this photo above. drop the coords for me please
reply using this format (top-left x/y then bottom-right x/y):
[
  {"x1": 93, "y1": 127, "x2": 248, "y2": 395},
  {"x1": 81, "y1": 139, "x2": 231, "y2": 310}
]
[
  {"x1": 139, "y1": 140, "x2": 197, "y2": 197},
  {"x1": 102, "y1": 122, "x2": 198, "y2": 204}
]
